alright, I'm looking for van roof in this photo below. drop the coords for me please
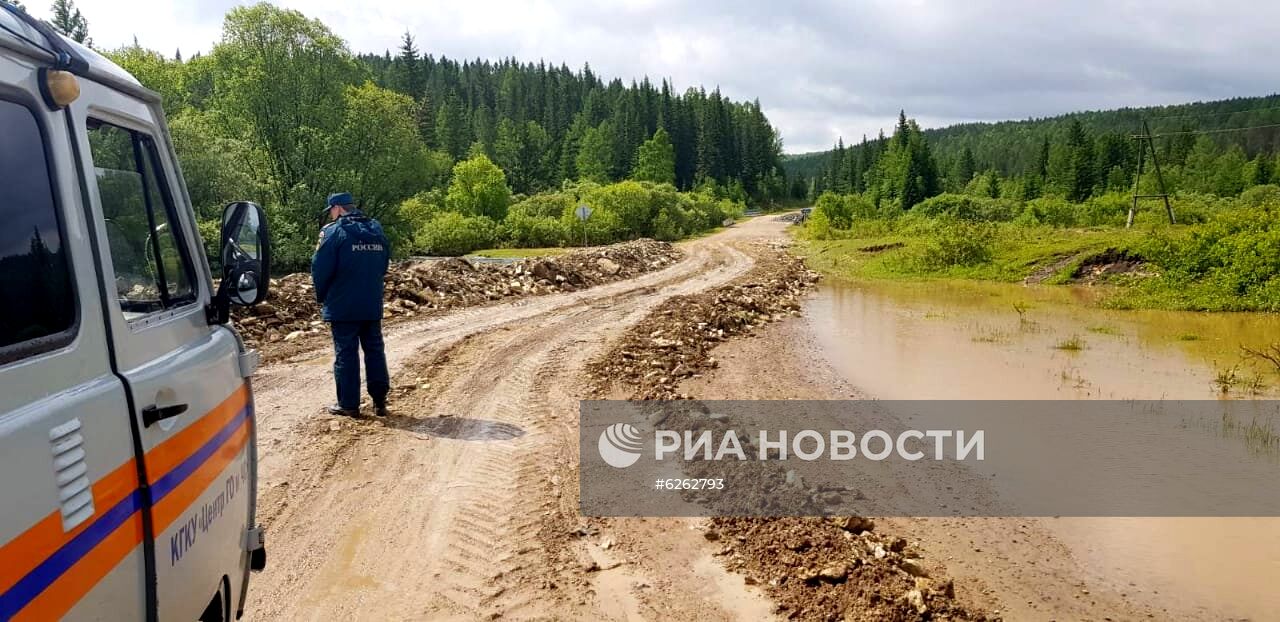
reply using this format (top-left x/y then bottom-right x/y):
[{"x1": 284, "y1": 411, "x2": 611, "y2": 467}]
[{"x1": 0, "y1": 6, "x2": 158, "y2": 103}]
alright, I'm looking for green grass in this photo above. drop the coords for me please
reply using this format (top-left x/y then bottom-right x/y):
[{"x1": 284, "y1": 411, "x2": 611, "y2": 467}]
[
  {"x1": 469, "y1": 247, "x2": 572, "y2": 258},
  {"x1": 1054, "y1": 335, "x2": 1087, "y2": 351},
  {"x1": 795, "y1": 223, "x2": 1140, "y2": 285},
  {"x1": 1213, "y1": 365, "x2": 1240, "y2": 394},
  {"x1": 1087, "y1": 325, "x2": 1121, "y2": 335}
]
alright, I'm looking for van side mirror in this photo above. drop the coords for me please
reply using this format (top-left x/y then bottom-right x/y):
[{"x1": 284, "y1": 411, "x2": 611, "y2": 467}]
[{"x1": 209, "y1": 201, "x2": 271, "y2": 324}]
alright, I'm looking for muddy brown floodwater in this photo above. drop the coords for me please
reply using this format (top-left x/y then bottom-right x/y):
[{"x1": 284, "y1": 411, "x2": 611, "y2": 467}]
[{"x1": 804, "y1": 279, "x2": 1280, "y2": 620}]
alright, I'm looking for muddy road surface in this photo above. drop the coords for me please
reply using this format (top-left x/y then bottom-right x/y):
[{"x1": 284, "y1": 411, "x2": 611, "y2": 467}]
[{"x1": 244, "y1": 219, "x2": 783, "y2": 620}]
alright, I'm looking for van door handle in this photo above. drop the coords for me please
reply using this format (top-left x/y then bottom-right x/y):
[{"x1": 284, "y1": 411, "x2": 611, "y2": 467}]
[{"x1": 142, "y1": 403, "x2": 189, "y2": 427}]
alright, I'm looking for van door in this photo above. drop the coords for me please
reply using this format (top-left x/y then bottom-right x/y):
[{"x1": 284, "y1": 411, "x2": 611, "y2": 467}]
[
  {"x1": 67, "y1": 79, "x2": 254, "y2": 620},
  {"x1": 0, "y1": 59, "x2": 145, "y2": 620}
]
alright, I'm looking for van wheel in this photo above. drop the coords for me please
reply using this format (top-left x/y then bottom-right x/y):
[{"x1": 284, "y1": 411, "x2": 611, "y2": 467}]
[{"x1": 198, "y1": 577, "x2": 230, "y2": 622}]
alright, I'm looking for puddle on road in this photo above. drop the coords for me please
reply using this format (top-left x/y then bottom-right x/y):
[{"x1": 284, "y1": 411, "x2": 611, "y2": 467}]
[
  {"x1": 803, "y1": 279, "x2": 1280, "y2": 619},
  {"x1": 407, "y1": 417, "x2": 526, "y2": 441}
]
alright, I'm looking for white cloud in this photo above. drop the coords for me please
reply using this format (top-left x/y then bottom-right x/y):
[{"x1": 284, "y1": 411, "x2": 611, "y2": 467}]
[{"x1": 40, "y1": 0, "x2": 1280, "y2": 152}]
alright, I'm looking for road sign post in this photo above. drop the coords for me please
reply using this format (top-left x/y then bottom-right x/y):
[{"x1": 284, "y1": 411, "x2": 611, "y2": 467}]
[{"x1": 575, "y1": 204, "x2": 592, "y2": 247}]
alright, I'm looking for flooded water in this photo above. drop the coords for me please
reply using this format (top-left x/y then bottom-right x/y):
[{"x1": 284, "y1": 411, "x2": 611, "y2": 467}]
[{"x1": 804, "y1": 279, "x2": 1280, "y2": 619}]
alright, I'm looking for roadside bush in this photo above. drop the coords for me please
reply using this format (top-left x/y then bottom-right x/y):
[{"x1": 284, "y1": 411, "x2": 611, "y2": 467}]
[
  {"x1": 814, "y1": 192, "x2": 853, "y2": 229},
  {"x1": 1018, "y1": 196, "x2": 1078, "y2": 227},
  {"x1": 512, "y1": 192, "x2": 574, "y2": 219},
  {"x1": 502, "y1": 194, "x2": 573, "y2": 247},
  {"x1": 1138, "y1": 203, "x2": 1280, "y2": 310},
  {"x1": 1075, "y1": 193, "x2": 1129, "y2": 227},
  {"x1": 560, "y1": 203, "x2": 624, "y2": 245},
  {"x1": 503, "y1": 212, "x2": 569, "y2": 248},
  {"x1": 416, "y1": 212, "x2": 498, "y2": 256},
  {"x1": 585, "y1": 180, "x2": 656, "y2": 237},
  {"x1": 1239, "y1": 185, "x2": 1280, "y2": 210},
  {"x1": 913, "y1": 193, "x2": 1019, "y2": 222},
  {"x1": 400, "y1": 190, "x2": 447, "y2": 233},
  {"x1": 904, "y1": 216, "x2": 997, "y2": 269}
]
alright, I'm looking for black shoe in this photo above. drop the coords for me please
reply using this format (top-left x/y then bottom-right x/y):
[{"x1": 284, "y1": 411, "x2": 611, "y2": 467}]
[
  {"x1": 327, "y1": 404, "x2": 360, "y2": 417},
  {"x1": 373, "y1": 403, "x2": 390, "y2": 418}
]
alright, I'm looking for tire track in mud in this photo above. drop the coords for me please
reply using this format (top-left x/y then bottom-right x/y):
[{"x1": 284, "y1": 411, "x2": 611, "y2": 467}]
[{"x1": 244, "y1": 222, "x2": 774, "y2": 620}]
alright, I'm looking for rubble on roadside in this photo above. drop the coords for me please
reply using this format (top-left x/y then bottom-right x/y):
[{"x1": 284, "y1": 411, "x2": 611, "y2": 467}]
[
  {"x1": 232, "y1": 239, "x2": 679, "y2": 356},
  {"x1": 710, "y1": 517, "x2": 997, "y2": 622},
  {"x1": 587, "y1": 240, "x2": 820, "y2": 400},
  {"x1": 584, "y1": 241, "x2": 994, "y2": 621}
]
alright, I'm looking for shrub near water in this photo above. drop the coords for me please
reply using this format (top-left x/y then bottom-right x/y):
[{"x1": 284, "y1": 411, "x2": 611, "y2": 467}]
[
  {"x1": 903, "y1": 216, "x2": 997, "y2": 269},
  {"x1": 1134, "y1": 196, "x2": 1280, "y2": 310}
]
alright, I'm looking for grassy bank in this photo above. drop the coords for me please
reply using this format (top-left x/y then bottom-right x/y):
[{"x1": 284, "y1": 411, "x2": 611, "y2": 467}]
[{"x1": 793, "y1": 187, "x2": 1280, "y2": 312}]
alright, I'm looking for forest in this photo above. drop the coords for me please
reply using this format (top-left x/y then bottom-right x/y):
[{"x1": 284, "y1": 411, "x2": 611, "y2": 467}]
[
  {"x1": 28, "y1": 1, "x2": 786, "y2": 269},
  {"x1": 786, "y1": 95, "x2": 1280, "y2": 204}
]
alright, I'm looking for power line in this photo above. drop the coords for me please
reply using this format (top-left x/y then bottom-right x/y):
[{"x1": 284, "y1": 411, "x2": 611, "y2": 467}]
[
  {"x1": 1146, "y1": 104, "x2": 1280, "y2": 122},
  {"x1": 1132, "y1": 122, "x2": 1280, "y2": 140}
]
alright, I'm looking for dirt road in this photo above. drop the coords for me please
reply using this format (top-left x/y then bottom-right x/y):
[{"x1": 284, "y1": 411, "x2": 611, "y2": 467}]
[{"x1": 244, "y1": 218, "x2": 785, "y2": 620}]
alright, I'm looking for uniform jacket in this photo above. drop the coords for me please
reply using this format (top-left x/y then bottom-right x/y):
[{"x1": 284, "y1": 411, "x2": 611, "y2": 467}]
[{"x1": 311, "y1": 209, "x2": 391, "y2": 322}]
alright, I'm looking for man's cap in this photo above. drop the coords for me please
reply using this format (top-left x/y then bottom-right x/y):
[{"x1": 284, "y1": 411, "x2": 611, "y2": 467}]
[{"x1": 322, "y1": 192, "x2": 354, "y2": 215}]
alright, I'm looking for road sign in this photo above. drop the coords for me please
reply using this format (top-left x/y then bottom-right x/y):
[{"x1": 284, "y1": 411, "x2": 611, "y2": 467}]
[{"x1": 575, "y1": 204, "x2": 592, "y2": 221}]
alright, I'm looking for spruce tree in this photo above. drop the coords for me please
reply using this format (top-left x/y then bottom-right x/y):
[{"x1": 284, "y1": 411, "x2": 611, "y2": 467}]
[
  {"x1": 985, "y1": 170, "x2": 1001, "y2": 198},
  {"x1": 1065, "y1": 119, "x2": 1095, "y2": 202},
  {"x1": 50, "y1": 0, "x2": 90, "y2": 45},
  {"x1": 1037, "y1": 136, "x2": 1051, "y2": 179},
  {"x1": 1251, "y1": 154, "x2": 1274, "y2": 187},
  {"x1": 633, "y1": 127, "x2": 676, "y2": 185},
  {"x1": 394, "y1": 31, "x2": 423, "y2": 98},
  {"x1": 955, "y1": 146, "x2": 976, "y2": 189}
]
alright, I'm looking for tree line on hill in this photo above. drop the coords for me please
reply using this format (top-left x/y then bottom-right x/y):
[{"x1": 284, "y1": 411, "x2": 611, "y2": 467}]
[
  {"x1": 786, "y1": 95, "x2": 1280, "y2": 206},
  {"x1": 17, "y1": 0, "x2": 785, "y2": 269},
  {"x1": 358, "y1": 40, "x2": 784, "y2": 198}
]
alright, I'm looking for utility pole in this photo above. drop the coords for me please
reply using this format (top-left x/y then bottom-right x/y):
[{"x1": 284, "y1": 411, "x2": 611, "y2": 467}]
[{"x1": 1128, "y1": 119, "x2": 1174, "y2": 227}]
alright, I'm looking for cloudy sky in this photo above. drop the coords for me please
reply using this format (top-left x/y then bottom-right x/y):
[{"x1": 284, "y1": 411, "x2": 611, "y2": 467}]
[{"x1": 29, "y1": 0, "x2": 1280, "y2": 153}]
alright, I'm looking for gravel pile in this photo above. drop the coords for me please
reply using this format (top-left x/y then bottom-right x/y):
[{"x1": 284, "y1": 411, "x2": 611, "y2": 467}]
[
  {"x1": 232, "y1": 239, "x2": 680, "y2": 351},
  {"x1": 588, "y1": 241, "x2": 820, "y2": 400}
]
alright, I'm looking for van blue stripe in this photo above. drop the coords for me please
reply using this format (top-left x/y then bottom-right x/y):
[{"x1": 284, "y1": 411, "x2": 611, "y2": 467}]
[
  {"x1": 149, "y1": 405, "x2": 249, "y2": 503},
  {"x1": 0, "y1": 490, "x2": 142, "y2": 620},
  {"x1": 0, "y1": 403, "x2": 250, "y2": 619}
]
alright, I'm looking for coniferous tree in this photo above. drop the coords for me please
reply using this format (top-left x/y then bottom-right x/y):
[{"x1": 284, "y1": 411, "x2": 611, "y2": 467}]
[
  {"x1": 894, "y1": 110, "x2": 910, "y2": 150},
  {"x1": 393, "y1": 32, "x2": 423, "y2": 98},
  {"x1": 1250, "y1": 153, "x2": 1274, "y2": 187},
  {"x1": 576, "y1": 122, "x2": 612, "y2": 183},
  {"x1": 1064, "y1": 119, "x2": 1095, "y2": 202},
  {"x1": 1037, "y1": 135, "x2": 1051, "y2": 179},
  {"x1": 955, "y1": 146, "x2": 977, "y2": 189},
  {"x1": 985, "y1": 169, "x2": 1001, "y2": 198},
  {"x1": 633, "y1": 127, "x2": 676, "y2": 185},
  {"x1": 434, "y1": 90, "x2": 470, "y2": 159},
  {"x1": 50, "y1": 0, "x2": 90, "y2": 44}
]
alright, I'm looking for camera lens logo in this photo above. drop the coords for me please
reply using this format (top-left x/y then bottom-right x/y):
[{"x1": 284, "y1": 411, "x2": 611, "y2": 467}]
[{"x1": 598, "y1": 423, "x2": 643, "y2": 468}]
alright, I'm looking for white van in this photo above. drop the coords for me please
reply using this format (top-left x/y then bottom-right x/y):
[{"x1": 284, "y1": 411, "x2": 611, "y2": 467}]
[{"x1": 0, "y1": 6, "x2": 269, "y2": 621}]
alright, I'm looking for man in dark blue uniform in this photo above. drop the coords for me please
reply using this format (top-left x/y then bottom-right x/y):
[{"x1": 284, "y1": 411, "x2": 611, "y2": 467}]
[{"x1": 312, "y1": 192, "x2": 392, "y2": 417}]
